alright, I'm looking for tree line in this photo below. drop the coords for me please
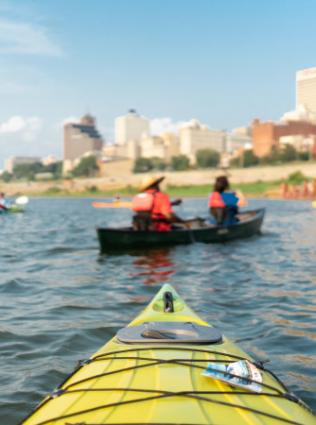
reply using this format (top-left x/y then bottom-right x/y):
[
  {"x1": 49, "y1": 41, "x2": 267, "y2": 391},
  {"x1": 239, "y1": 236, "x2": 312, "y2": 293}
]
[
  {"x1": 133, "y1": 144, "x2": 313, "y2": 173},
  {"x1": 0, "y1": 144, "x2": 313, "y2": 181}
]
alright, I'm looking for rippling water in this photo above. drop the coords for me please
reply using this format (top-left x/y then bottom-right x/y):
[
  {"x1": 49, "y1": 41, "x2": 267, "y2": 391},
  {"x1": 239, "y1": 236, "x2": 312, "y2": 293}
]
[{"x1": 0, "y1": 198, "x2": 315, "y2": 424}]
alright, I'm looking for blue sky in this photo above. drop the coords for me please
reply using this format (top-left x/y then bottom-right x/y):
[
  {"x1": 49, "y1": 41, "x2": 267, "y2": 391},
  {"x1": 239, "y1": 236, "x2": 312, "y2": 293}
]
[{"x1": 0, "y1": 0, "x2": 315, "y2": 167}]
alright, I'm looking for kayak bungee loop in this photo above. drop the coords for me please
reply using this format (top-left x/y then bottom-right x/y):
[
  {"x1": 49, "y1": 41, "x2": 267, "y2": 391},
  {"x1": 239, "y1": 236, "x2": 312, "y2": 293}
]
[
  {"x1": 163, "y1": 291, "x2": 174, "y2": 312},
  {"x1": 22, "y1": 347, "x2": 312, "y2": 425},
  {"x1": 27, "y1": 386, "x2": 307, "y2": 425},
  {"x1": 60, "y1": 356, "x2": 286, "y2": 395}
]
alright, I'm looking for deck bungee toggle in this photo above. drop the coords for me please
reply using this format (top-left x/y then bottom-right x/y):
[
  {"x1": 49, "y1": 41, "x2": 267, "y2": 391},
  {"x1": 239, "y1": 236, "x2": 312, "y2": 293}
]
[{"x1": 21, "y1": 284, "x2": 316, "y2": 425}]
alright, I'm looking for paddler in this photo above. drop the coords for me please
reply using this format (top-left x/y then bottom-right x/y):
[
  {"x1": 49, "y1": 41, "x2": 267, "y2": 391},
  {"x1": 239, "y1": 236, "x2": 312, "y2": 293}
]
[
  {"x1": 0, "y1": 192, "x2": 8, "y2": 211},
  {"x1": 208, "y1": 176, "x2": 242, "y2": 225},
  {"x1": 132, "y1": 175, "x2": 184, "y2": 231}
]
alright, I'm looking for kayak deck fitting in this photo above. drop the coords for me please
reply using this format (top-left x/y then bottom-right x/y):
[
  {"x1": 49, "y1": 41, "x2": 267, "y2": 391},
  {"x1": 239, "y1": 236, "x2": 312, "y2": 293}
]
[{"x1": 21, "y1": 284, "x2": 316, "y2": 425}]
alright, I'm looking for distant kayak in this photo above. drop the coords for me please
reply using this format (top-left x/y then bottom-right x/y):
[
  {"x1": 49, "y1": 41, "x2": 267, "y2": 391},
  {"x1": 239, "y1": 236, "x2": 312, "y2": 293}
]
[
  {"x1": 0, "y1": 205, "x2": 25, "y2": 214},
  {"x1": 21, "y1": 283, "x2": 315, "y2": 425},
  {"x1": 0, "y1": 196, "x2": 28, "y2": 214},
  {"x1": 97, "y1": 208, "x2": 265, "y2": 251},
  {"x1": 8, "y1": 205, "x2": 25, "y2": 213}
]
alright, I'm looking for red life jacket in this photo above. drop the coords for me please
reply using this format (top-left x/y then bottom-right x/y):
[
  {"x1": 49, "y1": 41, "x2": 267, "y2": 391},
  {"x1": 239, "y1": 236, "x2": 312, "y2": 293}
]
[
  {"x1": 208, "y1": 192, "x2": 225, "y2": 208},
  {"x1": 132, "y1": 192, "x2": 155, "y2": 212}
]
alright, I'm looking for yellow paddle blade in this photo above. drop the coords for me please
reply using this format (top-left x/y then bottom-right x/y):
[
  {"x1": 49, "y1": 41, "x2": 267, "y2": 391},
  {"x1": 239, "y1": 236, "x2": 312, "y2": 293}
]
[
  {"x1": 92, "y1": 201, "x2": 132, "y2": 209},
  {"x1": 312, "y1": 200, "x2": 316, "y2": 209}
]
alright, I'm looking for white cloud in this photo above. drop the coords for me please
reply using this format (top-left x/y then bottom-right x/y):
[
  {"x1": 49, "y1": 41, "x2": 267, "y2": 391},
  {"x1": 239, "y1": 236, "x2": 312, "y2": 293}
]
[
  {"x1": 0, "y1": 18, "x2": 62, "y2": 56},
  {"x1": 150, "y1": 117, "x2": 186, "y2": 135},
  {"x1": 0, "y1": 116, "x2": 42, "y2": 141}
]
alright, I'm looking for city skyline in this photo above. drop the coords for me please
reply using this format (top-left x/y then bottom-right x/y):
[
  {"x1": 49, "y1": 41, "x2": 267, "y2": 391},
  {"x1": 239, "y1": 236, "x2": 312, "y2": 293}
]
[{"x1": 1, "y1": 0, "x2": 316, "y2": 167}]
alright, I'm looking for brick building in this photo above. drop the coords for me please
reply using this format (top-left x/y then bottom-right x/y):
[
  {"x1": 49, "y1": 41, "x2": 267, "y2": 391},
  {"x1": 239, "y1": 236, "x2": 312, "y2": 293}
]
[{"x1": 252, "y1": 118, "x2": 316, "y2": 157}]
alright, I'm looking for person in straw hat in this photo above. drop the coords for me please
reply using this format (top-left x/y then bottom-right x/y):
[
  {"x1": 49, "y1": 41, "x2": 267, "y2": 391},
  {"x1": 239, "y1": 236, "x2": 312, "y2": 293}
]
[{"x1": 131, "y1": 175, "x2": 184, "y2": 231}]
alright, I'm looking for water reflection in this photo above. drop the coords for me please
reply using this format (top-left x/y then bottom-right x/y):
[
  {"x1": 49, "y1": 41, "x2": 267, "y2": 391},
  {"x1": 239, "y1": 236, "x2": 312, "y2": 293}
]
[{"x1": 130, "y1": 248, "x2": 175, "y2": 285}]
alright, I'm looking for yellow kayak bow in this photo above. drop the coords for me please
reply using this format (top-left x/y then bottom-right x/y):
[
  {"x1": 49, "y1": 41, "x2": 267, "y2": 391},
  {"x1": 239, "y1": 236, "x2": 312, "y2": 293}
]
[{"x1": 22, "y1": 284, "x2": 316, "y2": 425}]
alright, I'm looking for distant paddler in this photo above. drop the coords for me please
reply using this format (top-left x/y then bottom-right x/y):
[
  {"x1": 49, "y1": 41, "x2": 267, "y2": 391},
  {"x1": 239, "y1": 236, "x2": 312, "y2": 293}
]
[
  {"x1": 0, "y1": 192, "x2": 8, "y2": 211},
  {"x1": 208, "y1": 176, "x2": 247, "y2": 225},
  {"x1": 132, "y1": 175, "x2": 185, "y2": 231}
]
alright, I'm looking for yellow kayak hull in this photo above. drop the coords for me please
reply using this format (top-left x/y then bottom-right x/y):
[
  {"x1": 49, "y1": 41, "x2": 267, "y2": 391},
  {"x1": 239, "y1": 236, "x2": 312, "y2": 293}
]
[{"x1": 22, "y1": 284, "x2": 316, "y2": 425}]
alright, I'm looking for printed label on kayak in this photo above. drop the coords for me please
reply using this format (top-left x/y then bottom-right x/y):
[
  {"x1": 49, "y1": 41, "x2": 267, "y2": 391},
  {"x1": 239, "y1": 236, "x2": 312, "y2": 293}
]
[{"x1": 202, "y1": 360, "x2": 262, "y2": 393}]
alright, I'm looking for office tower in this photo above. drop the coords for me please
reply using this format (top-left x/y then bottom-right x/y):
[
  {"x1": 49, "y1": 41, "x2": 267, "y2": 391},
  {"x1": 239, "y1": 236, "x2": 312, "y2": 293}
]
[
  {"x1": 115, "y1": 109, "x2": 149, "y2": 146},
  {"x1": 64, "y1": 114, "x2": 103, "y2": 162},
  {"x1": 296, "y1": 67, "x2": 316, "y2": 113}
]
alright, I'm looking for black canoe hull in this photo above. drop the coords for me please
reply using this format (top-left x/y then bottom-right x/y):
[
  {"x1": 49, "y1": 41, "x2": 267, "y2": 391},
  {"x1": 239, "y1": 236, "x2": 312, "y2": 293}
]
[{"x1": 97, "y1": 208, "x2": 265, "y2": 252}]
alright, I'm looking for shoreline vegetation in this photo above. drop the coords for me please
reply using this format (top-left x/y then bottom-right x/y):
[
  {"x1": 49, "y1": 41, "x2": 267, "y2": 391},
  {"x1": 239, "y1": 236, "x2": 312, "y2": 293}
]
[
  {"x1": 1, "y1": 162, "x2": 315, "y2": 200},
  {"x1": 0, "y1": 179, "x2": 296, "y2": 199}
]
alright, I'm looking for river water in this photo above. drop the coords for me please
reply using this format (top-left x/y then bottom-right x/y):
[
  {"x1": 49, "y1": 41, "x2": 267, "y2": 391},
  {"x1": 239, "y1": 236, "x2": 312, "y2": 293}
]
[{"x1": 0, "y1": 198, "x2": 315, "y2": 424}]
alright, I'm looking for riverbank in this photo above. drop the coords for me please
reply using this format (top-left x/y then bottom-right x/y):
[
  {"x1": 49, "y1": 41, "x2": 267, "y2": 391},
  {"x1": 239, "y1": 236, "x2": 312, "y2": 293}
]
[
  {"x1": 1, "y1": 161, "x2": 315, "y2": 198},
  {"x1": 0, "y1": 179, "x2": 282, "y2": 199}
]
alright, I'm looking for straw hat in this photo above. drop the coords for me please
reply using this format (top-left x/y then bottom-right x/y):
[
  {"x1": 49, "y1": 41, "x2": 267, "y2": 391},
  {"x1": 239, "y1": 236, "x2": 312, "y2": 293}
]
[{"x1": 139, "y1": 175, "x2": 165, "y2": 192}]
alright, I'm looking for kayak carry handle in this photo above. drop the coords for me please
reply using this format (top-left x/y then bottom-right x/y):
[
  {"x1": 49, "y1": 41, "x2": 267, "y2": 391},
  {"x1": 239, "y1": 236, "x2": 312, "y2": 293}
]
[{"x1": 163, "y1": 291, "x2": 174, "y2": 313}]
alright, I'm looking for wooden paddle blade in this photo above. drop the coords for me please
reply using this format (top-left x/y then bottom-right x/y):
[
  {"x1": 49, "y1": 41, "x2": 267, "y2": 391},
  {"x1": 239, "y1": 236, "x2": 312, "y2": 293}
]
[
  {"x1": 236, "y1": 190, "x2": 248, "y2": 207},
  {"x1": 92, "y1": 201, "x2": 132, "y2": 209}
]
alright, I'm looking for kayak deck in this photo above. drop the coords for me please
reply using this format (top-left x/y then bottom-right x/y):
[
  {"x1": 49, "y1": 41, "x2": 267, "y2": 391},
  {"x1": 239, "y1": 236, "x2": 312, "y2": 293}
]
[{"x1": 22, "y1": 284, "x2": 315, "y2": 425}]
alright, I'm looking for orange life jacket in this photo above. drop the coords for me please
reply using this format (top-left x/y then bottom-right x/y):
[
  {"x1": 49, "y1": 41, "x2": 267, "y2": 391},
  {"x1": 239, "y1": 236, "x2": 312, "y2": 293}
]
[{"x1": 132, "y1": 192, "x2": 155, "y2": 212}]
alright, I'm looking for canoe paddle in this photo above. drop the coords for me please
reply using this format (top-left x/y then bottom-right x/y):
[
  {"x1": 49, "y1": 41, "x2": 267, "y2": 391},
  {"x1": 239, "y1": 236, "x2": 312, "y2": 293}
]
[
  {"x1": 92, "y1": 199, "x2": 182, "y2": 209},
  {"x1": 236, "y1": 190, "x2": 248, "y2": 207},
  {"x1": 92, "y1": 201, "x2": 132, "y2": 209}
]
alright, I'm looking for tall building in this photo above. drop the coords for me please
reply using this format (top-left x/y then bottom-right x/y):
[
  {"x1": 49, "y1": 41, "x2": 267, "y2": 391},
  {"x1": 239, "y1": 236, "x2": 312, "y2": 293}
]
[
  {"x1": 296, "y1": 67, "x2": 316, "y2": 114},
  {"x1": 63, "y1": 114, "x2": 103, "y2": 173},
  {"x1": 179, "y1": 119, "x2": 225, "y2": 163},
  {"x1": 115, "y1": 109, "x2": 150, "y2": 146}
]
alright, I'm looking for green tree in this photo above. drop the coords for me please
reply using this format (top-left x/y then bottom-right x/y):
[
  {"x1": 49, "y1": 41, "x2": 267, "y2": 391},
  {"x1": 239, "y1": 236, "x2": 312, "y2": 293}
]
[
  {"x1": 72, "y1": 156, "x2": 98, "y2": 177},
  {"x1": 44, "y1": 161, "x2": 63, "y2": 178},
  {"x1": 1, "y1": 171, "x2": 13, "y2": 182},
  {"x1": 150, "y1": 157, "x2": 167, "y2": 171},
  {"x1": 13, "y1": 162, "x2": 44, "y2": 180},
  {"x1": 287, "y1": 171, "x2": 307, "y2": 184},
  {"x1": 171, "y1": 155, "x2": 190, "y2": 171},
  {"x1": 280, "y1": 144, "x2": 297, "y2": 162},
  {"x1": 196, "y1": 149, "x2": 220, "y2": 168},
  {"x1": 242, "y1": 150, "x2": 259, "y2": 167},
  {"x1": 230, "y1": 150, "x2": 259, "y2": 168},
  {"x1": 260, "y1": 146, "x2": 282, "y2": 165},
  {"x1": 133, "y1": 158, "x2": 153, "y2": 173},
  {"x1": 298, "y1": 151, "x2": 310, "y2": 161}
]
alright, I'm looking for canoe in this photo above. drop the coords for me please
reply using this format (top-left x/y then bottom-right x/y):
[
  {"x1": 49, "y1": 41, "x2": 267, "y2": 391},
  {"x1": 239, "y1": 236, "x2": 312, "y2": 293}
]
[
  {"x1": 21, "y1": 283, "x2": 315, "y2": 424},
  {"x1": 97, "y1": 208, "x2": 265, "y2": 251}
]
